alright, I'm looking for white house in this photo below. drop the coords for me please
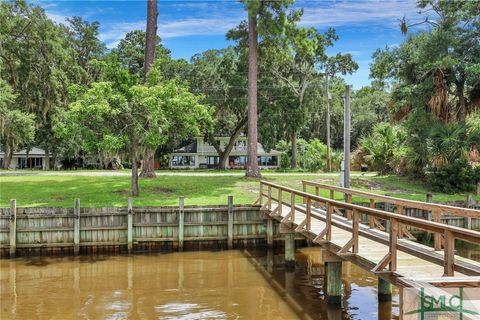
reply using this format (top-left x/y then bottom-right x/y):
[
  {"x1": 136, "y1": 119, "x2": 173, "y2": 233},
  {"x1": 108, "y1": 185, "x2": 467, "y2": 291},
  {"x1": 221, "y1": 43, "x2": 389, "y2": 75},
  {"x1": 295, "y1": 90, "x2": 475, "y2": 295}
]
[
  {"x1": 0, "y1": 147, "x2": 51, "y2": 170},
  {"x1": 170, "y1": 136, "x2": 281, "y2": 169}
]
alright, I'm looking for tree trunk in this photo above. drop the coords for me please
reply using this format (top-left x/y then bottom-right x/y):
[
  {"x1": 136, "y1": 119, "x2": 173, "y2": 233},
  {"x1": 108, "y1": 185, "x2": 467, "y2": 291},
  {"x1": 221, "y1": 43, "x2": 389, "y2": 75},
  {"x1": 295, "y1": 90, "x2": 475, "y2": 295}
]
[
  {"x1": 144, "y1": 0, "x2": 158, "y2": 80},
  {"x1": 291, "y1": 131, "x2": 297, "y2": 169},
  {"x1": 44, "y1": 146, "x2": 51, "y2": 170},
  {"x1": 139, "y1": 148, "x2": 156, "y2": 178},
  {"x1": 141, "y1": 0, "x2": 158, "y2": 178},
  {"x1": 131, "y1": 152, "x2": 140, "y2": 197},
  {"x1": 246, "y1": 11, "x2": 260, "y2": 178},
  {"x1": 4, "y1": 143, "x2": 13, "y2": 169},
  {"x1": 210, "y1": 116, "x2": 247, "y2": 170}
]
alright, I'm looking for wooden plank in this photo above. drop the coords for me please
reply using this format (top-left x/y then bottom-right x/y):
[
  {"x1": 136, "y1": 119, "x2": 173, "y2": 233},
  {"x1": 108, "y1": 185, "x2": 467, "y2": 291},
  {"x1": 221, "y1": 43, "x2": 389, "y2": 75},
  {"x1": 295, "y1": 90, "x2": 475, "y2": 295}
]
[
  {"x1": 443, "y1": 230, "x2": 455, "y2": 276},
  {"x1": 302, "y1": 180, "x2": 480, "y2": 218},
  {"x1": 178, "y1": 197, "x2": 185, "y2": 251},
  {"x1": 433, "y1": 209, "x2": 442, "y2": 250},
  {"x1": 306, "y1": 198, "x2": 311, "y2": 231},
  {"x1": 389, "y1": 218, "x2": 398, "y2": 272},
  {"x1": 227, "y1": 196, "x2": 233, "y2": 249},
  {"x1": 127, "y1": 197, "x2": 133, "y2": 253},
  {"x1": 369, "y1": 198, "x2": 376, "y2": 228},
  {"x1": 73, "y1": 198, "x2": 80, "y2": 255},
  {"x1": 9, "y1": 199, "x2": 16, "y2": 258}
]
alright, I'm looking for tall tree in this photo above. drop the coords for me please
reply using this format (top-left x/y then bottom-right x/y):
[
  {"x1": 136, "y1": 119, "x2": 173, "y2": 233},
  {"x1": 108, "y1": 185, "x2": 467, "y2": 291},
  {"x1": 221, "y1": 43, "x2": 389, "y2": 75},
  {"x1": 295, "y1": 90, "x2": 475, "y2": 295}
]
[
  {"x1": 113, "y1": 30, "x2": 170, "y2": 80},
  {"x1": 140, "y1": 0, "x2": 159, "y2": 178},
  {"x1": 232, "y1": 0, "x2": 295, "y2": 177},
  {"x1": 190, "y1": 48, "x2": 248, "y2": 169},
  {"x1": 246, "y1": 7, "x2": 259, "y2": 177},
  {"x1": 0, "y1": 0, "x2": 78, "y2": 169},
  {"x1": 61, "y1": 62, "x2": 214, "y2": 196},
  {"x1": 64, "y1": 16, "x2": 106, "y2": 84},
  {"x1": 369, "y1": 0, "x2": 480, "y2": 178},
  {"x1": 0, "y1": 77, "x2": 36, "y2": 169}
]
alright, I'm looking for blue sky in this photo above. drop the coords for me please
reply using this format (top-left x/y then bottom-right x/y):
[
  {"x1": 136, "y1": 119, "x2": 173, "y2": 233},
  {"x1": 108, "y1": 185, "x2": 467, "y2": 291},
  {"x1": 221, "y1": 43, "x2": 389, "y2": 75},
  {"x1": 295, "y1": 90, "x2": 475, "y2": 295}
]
[{"x1": 32, "y1": 0, "x2": 424, "y2": 89}]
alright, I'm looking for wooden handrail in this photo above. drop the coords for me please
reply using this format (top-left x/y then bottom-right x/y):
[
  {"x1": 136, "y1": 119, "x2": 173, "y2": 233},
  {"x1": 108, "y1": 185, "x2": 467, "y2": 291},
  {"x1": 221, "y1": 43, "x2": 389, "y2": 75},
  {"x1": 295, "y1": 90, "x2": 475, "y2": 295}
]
[
  {"x1": 302, "y1": 181, "x2": 480, "y2": 219},
  {"x1": 259, "y1": 180, "x2": 480, "y2": 276}
]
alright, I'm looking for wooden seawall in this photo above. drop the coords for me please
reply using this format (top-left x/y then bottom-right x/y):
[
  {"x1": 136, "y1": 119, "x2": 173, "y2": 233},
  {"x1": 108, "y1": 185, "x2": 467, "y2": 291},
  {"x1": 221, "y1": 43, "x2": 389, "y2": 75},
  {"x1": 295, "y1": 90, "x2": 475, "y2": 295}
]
[{"x1": 0, "y1": 197, "x2": 291, "y2": 257}]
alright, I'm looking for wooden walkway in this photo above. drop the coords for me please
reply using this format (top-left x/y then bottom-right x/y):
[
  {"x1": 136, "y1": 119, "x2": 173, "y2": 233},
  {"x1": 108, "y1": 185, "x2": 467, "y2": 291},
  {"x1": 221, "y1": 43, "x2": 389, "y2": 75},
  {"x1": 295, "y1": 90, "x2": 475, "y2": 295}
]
[{"x1": 258, "y1": 181, "x2": 480, "y2": 287}]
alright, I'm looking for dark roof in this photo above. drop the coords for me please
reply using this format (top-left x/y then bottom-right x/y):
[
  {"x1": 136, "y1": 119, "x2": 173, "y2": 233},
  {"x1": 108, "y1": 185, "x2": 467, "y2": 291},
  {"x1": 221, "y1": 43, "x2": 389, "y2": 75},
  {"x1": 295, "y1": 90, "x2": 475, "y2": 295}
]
[{"x1": 174, "y1": 141, "x2": 197, "y2": 153}]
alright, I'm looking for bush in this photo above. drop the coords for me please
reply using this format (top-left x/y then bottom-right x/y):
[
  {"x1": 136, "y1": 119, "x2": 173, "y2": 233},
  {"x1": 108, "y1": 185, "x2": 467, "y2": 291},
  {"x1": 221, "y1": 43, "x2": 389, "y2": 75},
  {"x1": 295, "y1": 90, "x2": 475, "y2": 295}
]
[
  {"x1": 427, "y1": 160, "x2": 480, "y2": 193},
  {"x1": 275, "y1": 139, "x2": 341, "y2": 172},
  {"x1": 360, "y1": 122, "x2": 407, "y2": 174}
]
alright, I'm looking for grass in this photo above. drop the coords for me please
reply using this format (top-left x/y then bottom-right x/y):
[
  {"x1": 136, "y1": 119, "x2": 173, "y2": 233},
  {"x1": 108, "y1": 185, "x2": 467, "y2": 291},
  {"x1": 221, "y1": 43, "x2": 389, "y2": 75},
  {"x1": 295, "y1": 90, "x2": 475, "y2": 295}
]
[{"x1": 0, "y1": 171, "x2": 478, "y2": 208}]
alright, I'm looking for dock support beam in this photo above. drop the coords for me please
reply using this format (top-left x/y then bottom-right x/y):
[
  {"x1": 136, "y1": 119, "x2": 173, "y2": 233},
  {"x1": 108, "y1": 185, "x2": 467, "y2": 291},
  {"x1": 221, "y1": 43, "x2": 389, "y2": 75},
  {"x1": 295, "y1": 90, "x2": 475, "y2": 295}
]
[
  {"x1": 325, "y1": 261, "x2": 342, "y2": 304},
  {"x1": 267, "y1": 219, "x2": 274, "y2": 248},
  {"x1": 378, "y1": 278, "x2": 392, "y2": 302},
  {"x1": 73, "y1": 198, "x2": 80, "y2": 256},
  {"x1": 284, "y1": 232, "x2": 295, "y2": 269},
  {"x1": 127, "y1": 198, "x2": 133, "y2": 254},
  {"x1": 178, "y1": 197, "x2": 185, "y2": 251},
  {"x1": 227, "y1": 196, "x2": 234, "y2": 249},
  {"x1": 9, "y1": 199, "x2": 16, "y2": 258}
]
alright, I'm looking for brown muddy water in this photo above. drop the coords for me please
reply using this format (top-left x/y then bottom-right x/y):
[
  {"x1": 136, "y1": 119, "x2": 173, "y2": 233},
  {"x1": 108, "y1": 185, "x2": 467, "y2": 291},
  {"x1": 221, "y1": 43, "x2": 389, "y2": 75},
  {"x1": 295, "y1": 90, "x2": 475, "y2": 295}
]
[{"x1": 1, "y1": 248, "x2": 399, "y2": 320}]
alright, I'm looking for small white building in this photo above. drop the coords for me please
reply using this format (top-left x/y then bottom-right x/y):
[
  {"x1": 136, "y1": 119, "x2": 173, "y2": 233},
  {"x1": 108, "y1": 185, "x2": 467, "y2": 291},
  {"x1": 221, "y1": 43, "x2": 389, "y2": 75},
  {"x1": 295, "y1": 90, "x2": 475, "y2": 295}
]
[
  {"x1": 170, "y1": 136, "x2": 281, "y2": 169},
  {"x1": 0, "y1": 147, "x2": 51, "y2": 170}
]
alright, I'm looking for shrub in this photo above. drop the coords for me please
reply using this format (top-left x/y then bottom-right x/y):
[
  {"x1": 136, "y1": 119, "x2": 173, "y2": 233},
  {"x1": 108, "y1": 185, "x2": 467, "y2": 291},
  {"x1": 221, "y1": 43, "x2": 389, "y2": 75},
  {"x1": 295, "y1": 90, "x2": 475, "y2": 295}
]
[
  {"x1": 427, "y1": 160, "x2": 480, "y2": 194},
  {"x1": 360, "y1": 122, "x2": 407, "y2": 174}
]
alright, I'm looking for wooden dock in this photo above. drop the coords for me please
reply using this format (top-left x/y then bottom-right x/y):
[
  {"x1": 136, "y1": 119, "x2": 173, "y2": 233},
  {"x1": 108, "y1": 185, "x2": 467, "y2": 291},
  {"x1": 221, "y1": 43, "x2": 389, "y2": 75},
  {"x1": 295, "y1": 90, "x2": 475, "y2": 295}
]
[{"x1": 257, "y1": 180, "x2": 480, "y2": 315}]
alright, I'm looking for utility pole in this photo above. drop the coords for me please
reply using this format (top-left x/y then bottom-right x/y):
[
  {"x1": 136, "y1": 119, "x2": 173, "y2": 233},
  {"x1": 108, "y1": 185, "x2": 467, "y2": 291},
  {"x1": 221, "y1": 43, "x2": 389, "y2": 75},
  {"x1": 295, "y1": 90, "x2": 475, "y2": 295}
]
[
  {"x1": 325, "y1": 74, "x2": 332, "y2": 172},
  {"x1": 343, "y1": 85, "x2": 351, "y2": 189}
]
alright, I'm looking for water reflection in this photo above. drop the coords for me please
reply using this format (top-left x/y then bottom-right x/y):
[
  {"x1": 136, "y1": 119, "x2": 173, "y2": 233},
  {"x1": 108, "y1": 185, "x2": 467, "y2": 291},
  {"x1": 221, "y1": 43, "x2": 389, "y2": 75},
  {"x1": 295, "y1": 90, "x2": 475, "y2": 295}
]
[
  {"x1": 0, "y1": 248, "x2": 402, "y2": 319},
  {"x1": 246, "y1": 247, "x2": 399, "y2": 320}
]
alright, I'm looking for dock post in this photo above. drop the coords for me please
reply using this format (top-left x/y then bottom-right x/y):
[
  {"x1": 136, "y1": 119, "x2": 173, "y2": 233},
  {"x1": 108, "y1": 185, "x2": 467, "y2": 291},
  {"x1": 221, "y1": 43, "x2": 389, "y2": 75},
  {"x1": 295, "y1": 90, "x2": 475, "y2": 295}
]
[
  {"x1": 127, "y1": 197, "x2": 133, "y2": 253},
  {"x1": 227, "y1": 196, "x2": 234, "y2": 249},
  {"x1": 426, "y1": 193, "x2": 433, "y2": 220},
  {"x1": 178, "y1": 197, "x2": 185, "y2": 251},
  {"x1": 267, "y1": 219, "x2": 274, "y2": 248},
  {"x1": 9, "y1": 199, "x2": 16, "y2": 258},
  {"x1": 465, "y1": 194, "x2": 473, "y2": 229},
  {"x1": 284, "y1": 232, "x2": 295, "y2": 269},
  {"x1": 378, "y1": 278, "x2": 392, "y2": 302},
  {"x1": 325, "y1": 261, "x2": 342, "y2": 304},
  {"x1": 74, "y1": 198, "x2": 80, "y2": 256}
]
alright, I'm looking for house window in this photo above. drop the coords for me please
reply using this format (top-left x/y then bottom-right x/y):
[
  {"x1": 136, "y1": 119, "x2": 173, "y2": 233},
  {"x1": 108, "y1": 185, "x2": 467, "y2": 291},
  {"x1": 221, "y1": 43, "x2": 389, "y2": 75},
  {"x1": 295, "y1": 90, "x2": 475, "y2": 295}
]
[
  {"x1": 258, "y1": 156, "x2": 278, "y2": 166},
  {"x1": 172, "y1": 156, "x2": 195, "y2": 166},
  {"x1": 229, "y1": 156, "x2": 247, "y2": 166},
  {"x1": 234, "y1": 140, "x2": 246, "y2": 151},
  {"x1": 34, "y1": 157, "x2": 43, "y2": 168},
  {"x1": 207, "y1": 156, "x2": 219, "y2": 165}
]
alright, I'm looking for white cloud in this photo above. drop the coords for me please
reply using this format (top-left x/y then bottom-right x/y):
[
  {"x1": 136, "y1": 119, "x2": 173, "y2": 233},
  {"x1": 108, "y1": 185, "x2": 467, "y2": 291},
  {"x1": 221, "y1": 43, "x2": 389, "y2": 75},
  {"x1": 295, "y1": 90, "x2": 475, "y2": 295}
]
[
  {"x1": 299, "y1": 0, "x2": 420, "y2": 27},
  {"x1": 99, "y1": 16, "x2": 241, "y2": 49}
]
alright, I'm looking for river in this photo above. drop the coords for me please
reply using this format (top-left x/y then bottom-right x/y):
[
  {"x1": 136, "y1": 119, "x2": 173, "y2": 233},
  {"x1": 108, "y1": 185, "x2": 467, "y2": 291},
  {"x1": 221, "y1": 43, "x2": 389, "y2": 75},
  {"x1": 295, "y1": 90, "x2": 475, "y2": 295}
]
[{"x1": 0, "y1": 247, "x2": 406, "y2": 320}]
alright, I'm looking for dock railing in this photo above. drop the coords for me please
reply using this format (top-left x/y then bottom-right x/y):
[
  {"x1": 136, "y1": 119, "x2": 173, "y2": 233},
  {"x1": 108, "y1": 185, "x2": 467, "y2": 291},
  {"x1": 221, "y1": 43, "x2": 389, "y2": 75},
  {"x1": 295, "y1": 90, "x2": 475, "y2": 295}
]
[
  {"x1": 259, "y1": 180, "x2": 480, "y2": 277},
  {"x1": 302, "y1": 180, "x2": 480, "y2": 251}
]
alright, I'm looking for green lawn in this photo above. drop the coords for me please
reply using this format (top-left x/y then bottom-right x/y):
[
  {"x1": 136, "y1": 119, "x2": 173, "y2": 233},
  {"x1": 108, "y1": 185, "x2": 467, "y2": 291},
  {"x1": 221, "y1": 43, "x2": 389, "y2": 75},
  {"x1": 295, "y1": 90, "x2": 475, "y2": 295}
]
[{"x1": 0, "y1": 171, "x2": 478, "y2": 208}]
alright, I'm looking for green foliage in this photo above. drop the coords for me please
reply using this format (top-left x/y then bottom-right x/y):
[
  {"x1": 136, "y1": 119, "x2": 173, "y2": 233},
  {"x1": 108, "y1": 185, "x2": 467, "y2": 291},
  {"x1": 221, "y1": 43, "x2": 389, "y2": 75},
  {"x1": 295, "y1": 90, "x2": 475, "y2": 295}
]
[
  {"x1": 0, "y1": 73, "x2": 35, "y2": 168},
  {"x1": 61, "y1": 60, "x2": 214, "y2": 194},
  {"x1": 427, "y1": 160, "x2": 480, "y2": 194},
  {"x1": 112, "y1": 30, "x2": 171, "y2": 79},
  {"x1": 275, "y1": 138, "x2": 341, "y2": 172},
  {"x1": 351, "y1": 86, "x2": 390, "y2": 147},
  {"x1": 360, "y1": 123, "x2": 407, "y2": 174},
  {"x1": 367, "y1": 0, "x2": 480, "y2": 191}
]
